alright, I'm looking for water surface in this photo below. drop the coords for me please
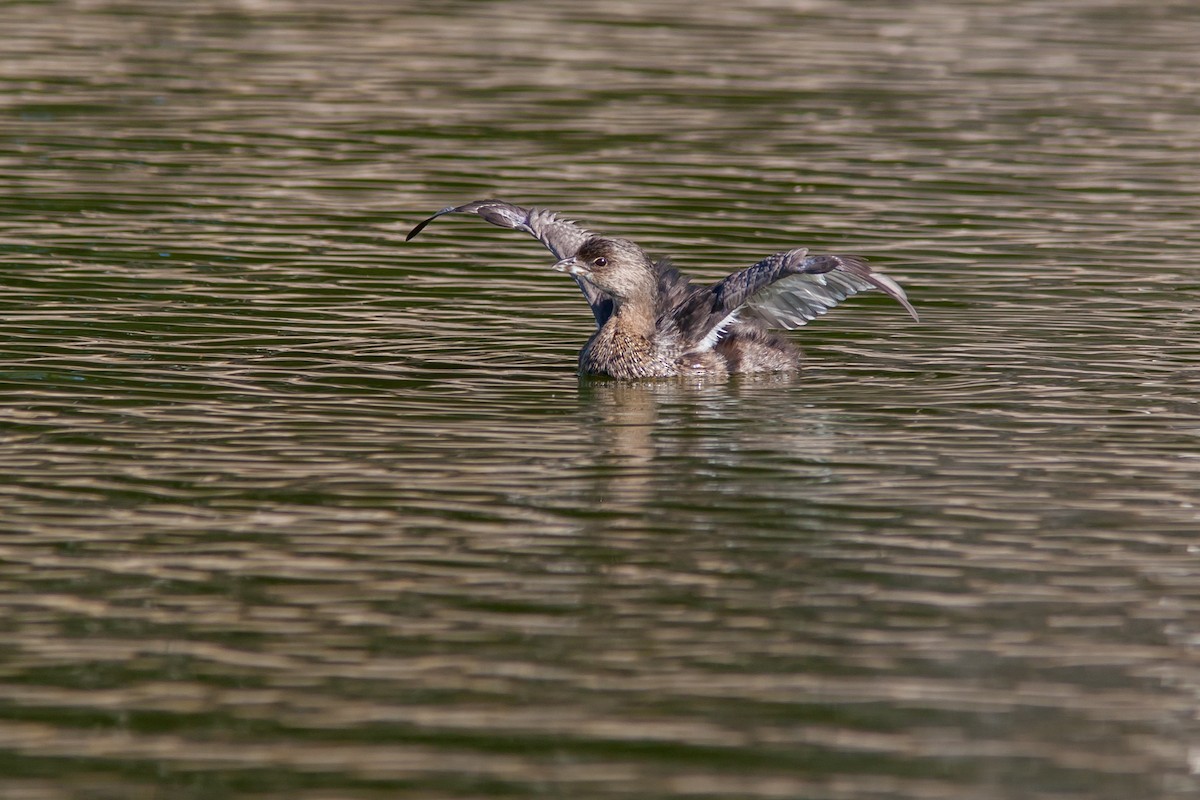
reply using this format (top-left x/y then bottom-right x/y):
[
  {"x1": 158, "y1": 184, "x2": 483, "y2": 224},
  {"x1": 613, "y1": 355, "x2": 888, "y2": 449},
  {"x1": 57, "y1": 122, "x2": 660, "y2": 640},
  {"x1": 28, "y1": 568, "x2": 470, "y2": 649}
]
[{"x1": 2, "y1": 1, "x2": 1199, "y2": 798}]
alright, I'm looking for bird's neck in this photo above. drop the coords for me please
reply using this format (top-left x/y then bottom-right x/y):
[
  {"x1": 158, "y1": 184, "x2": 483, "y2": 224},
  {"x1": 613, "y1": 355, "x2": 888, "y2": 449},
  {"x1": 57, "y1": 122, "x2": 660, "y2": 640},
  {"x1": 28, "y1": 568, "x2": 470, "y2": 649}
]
[{"x1": 611, "y1": 292, "x2": 657, "y2": 337}]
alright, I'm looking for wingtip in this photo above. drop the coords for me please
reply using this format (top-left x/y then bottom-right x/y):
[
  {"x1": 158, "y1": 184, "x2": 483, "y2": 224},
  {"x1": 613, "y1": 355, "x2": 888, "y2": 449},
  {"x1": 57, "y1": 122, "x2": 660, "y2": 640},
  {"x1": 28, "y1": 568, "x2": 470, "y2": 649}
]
[
  {"x1": 872, "y1": 273, "x2": 920, "y2": 322},
  {"x1": 888, "y1": 277, "x2": 921, "y2": 323},
  {"x1": 405, "y1": 205, "x2": 460, "y2": 242},
  {"x1": 406, "y1": 200, "x2": 533, "y2": 242}
]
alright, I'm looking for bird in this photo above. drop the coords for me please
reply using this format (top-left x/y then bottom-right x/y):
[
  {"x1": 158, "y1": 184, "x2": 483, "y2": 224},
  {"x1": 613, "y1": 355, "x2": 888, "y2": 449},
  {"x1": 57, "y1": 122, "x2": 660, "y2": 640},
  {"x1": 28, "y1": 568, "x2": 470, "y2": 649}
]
[{"x1": 406, "y1": 200, "x2": 917, "y2": 379}]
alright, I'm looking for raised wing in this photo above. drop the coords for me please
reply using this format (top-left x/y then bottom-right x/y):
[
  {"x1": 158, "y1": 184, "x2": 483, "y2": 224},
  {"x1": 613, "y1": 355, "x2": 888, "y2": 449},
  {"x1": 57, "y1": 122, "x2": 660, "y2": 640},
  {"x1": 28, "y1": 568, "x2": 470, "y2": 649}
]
[
  {"x1": 406, "y1": 200, "x2": 593, "y2": 259},
  {"x1": 407, "y1": 200, "x2": 612, "y2": 324},
  {"x1": 719, "y1": 249, "x2": 917, "y2": 330},
  {"x1": 679, "y1": 248, "x2": 917, "y2": 351}
]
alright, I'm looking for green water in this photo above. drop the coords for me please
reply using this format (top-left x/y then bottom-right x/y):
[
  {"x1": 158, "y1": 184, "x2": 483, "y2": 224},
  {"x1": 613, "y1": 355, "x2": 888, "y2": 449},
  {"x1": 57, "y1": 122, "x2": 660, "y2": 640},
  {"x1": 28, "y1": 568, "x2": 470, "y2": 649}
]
[{"x1": 1, "y1": 1, "x2": 1198, "y2": 798}]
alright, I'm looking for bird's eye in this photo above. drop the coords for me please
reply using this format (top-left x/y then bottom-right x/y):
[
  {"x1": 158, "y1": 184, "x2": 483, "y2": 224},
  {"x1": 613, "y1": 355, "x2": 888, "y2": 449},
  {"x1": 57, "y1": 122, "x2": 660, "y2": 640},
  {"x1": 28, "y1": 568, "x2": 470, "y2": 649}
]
[{"x1": 593, "y1": 257, "x2": 608, "y2": 267}]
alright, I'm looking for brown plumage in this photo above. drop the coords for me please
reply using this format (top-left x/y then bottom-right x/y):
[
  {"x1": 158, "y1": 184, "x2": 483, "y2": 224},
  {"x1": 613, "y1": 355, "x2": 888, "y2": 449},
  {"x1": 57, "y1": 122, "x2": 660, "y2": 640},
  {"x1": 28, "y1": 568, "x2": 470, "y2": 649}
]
[{"x1": 406, "y1": 200, "x2": 918, "y2": 379}]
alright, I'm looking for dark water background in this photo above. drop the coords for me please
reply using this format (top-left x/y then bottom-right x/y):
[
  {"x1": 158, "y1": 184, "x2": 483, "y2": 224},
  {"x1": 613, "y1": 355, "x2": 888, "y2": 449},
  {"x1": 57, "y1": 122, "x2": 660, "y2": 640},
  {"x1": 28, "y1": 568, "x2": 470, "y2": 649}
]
[{"x1": 2, "y1": 1, "x2": 1199, "y2": 798}]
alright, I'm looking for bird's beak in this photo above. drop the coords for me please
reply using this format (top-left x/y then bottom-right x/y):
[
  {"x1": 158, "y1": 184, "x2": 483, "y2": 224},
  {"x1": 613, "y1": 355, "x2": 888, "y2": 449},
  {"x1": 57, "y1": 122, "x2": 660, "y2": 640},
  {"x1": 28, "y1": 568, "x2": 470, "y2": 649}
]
[{"x1": 553, "y1": 256, "x2": 582, "y2": 275}]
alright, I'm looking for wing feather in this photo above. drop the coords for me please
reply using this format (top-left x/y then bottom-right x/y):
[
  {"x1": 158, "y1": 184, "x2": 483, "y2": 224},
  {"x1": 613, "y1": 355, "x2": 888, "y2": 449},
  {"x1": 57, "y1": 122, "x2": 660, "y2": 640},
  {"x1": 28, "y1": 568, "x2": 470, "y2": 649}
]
[
  {"x1": 407, "y1": 200, "x2": 612, "y2": 325},
  {"x1": 681, "y1": 250, "x2": 916, "y2": 349},
  {"x1": 745, "y1": 256, "x2": 917, "y2": 330}
]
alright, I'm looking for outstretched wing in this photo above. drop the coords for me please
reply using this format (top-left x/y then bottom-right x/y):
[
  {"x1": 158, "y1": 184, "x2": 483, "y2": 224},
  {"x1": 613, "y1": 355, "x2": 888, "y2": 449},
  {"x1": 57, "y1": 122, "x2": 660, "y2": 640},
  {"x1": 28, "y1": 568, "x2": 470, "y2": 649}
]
[
  {"x1": 406, "y1": 200, "x2": 612, "y2": 325},
  {"x1": 681, "y1": 248, "x2": 918, "y2": 351},
  {"x1": 735, "y1": 250, "x2": 917, "y2": 330}
]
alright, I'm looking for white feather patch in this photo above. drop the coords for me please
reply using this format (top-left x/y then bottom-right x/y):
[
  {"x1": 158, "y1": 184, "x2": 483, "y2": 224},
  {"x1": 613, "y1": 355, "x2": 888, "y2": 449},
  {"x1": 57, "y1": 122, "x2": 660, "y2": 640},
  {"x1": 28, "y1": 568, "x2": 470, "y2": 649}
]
[{"x1": 696, "y1": 310, "x2": 740, "y2": 352}]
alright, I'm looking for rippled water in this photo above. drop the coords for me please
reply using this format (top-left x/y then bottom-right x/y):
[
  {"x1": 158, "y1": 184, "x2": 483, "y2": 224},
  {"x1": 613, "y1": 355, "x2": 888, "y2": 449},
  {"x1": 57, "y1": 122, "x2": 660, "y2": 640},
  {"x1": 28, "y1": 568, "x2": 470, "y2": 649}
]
[{"x1": 2, "y1": 1, "x2": 1199, "y2": 798}]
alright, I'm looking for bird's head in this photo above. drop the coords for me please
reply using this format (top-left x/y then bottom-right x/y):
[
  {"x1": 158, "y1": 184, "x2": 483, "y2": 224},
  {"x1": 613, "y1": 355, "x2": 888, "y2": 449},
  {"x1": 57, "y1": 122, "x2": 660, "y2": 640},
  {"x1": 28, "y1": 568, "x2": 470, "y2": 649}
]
[{"x1": 553, "y1": 237, "x2": 656, "y2": 302}]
